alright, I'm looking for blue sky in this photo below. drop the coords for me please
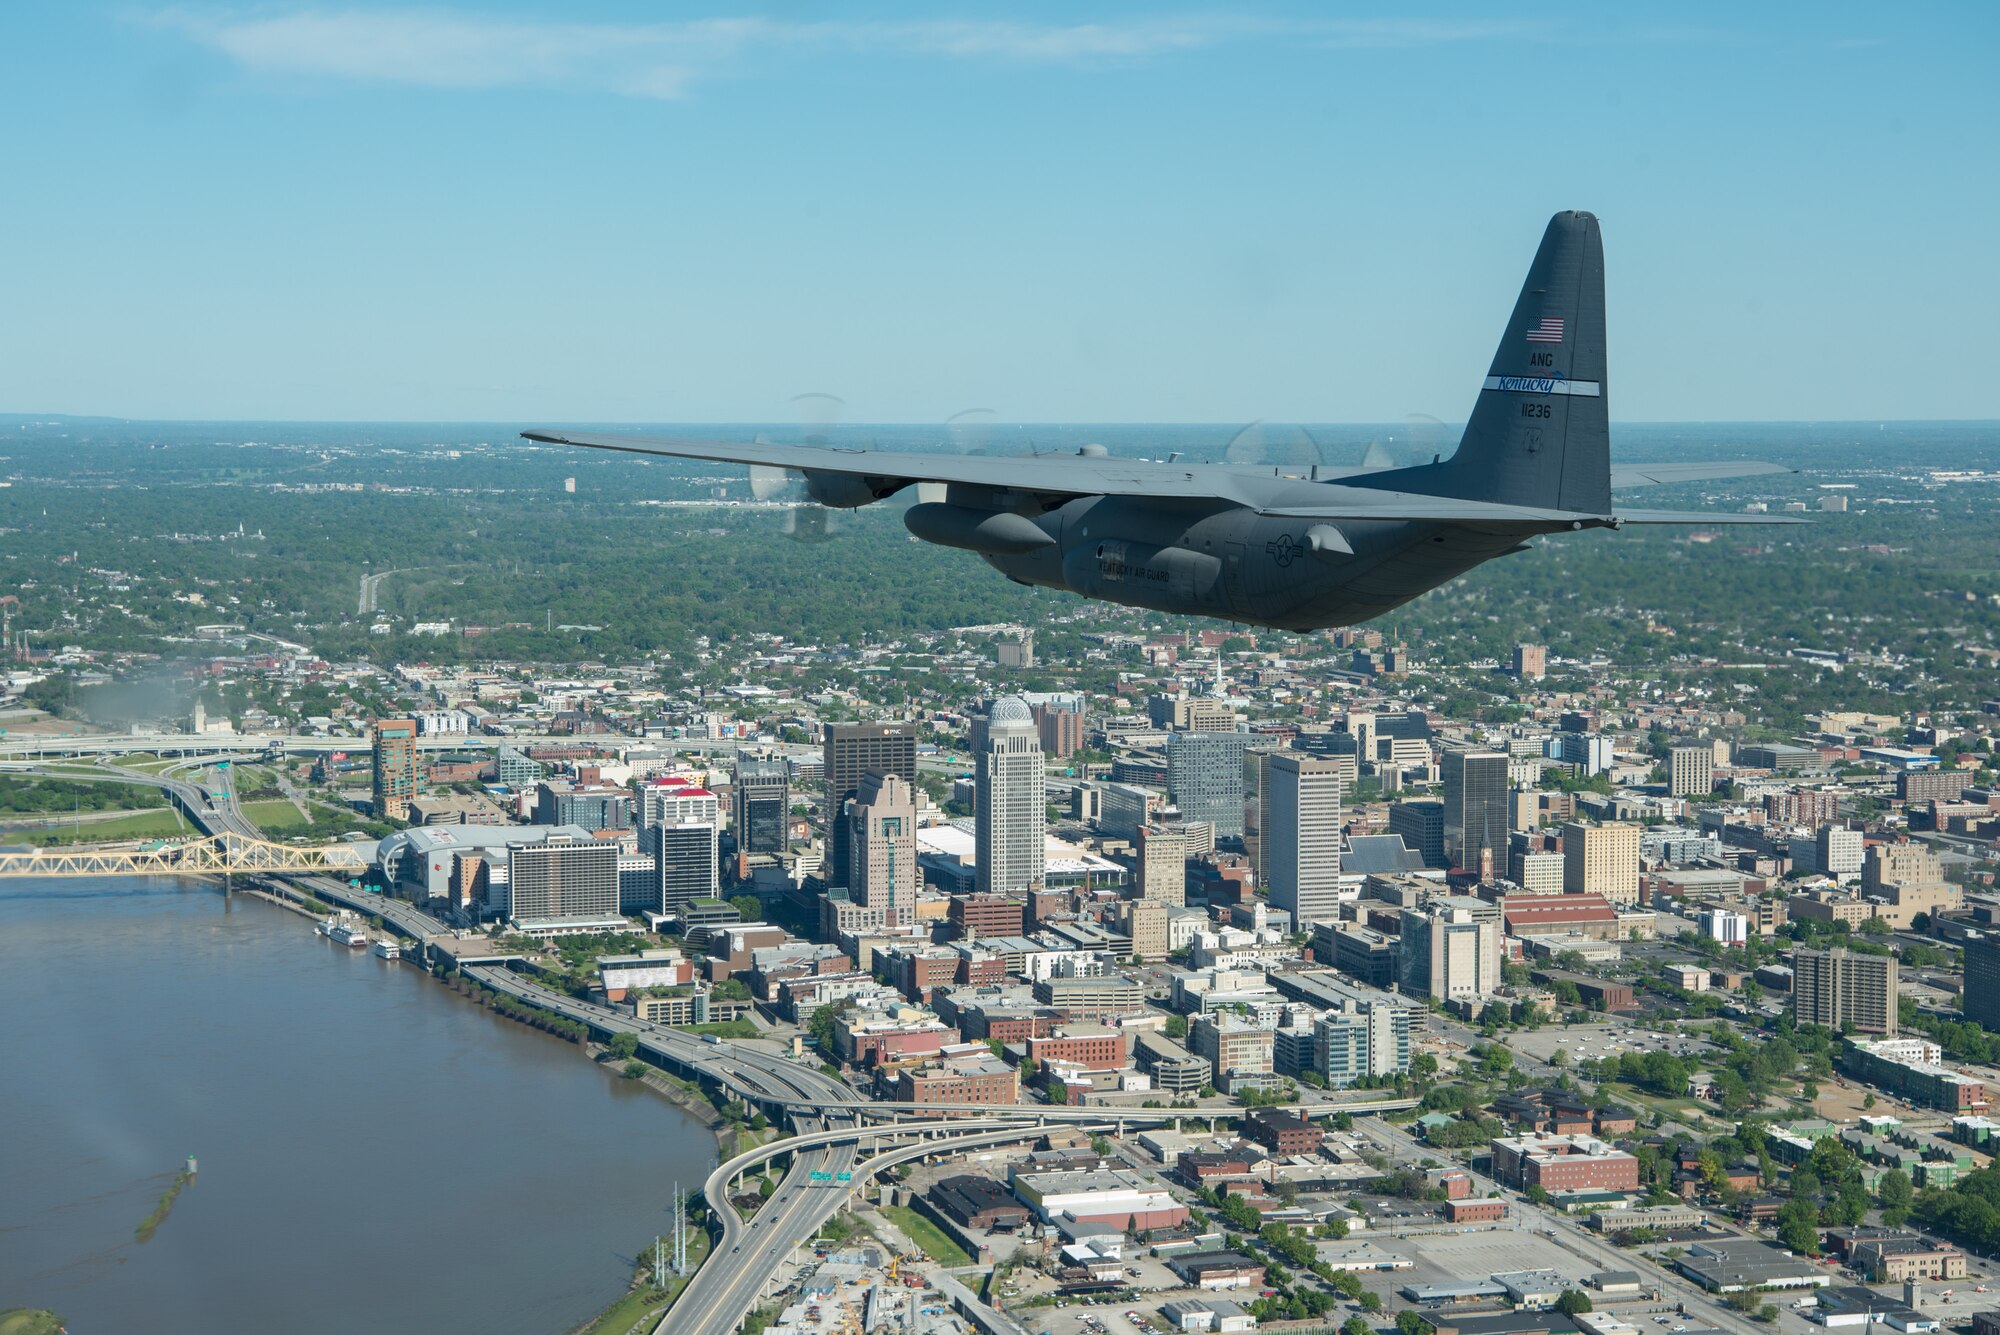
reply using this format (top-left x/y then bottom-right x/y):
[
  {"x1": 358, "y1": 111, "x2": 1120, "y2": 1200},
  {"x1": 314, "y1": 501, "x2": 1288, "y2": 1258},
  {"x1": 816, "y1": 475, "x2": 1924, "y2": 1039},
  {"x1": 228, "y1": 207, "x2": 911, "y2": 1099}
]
[{"x1": 2, "y1": 3, "x2": 1994, "y2": 423}]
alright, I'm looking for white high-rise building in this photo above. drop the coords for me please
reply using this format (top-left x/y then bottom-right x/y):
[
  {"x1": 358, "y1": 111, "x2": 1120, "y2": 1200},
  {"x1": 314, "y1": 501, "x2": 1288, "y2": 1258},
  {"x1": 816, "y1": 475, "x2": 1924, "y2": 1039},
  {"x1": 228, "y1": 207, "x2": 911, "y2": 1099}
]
[
  {"x1": 1698, "y1": 908, "x2": 1749, "y2": 947},
  {"x1": 976, "y1": 696, "x2": 1045, "y2": 894},
  {"x1": 1263, "y1": 751, "x2": 1344, "y2": 926},
  {"x1": 638, "y1": 778, "x2": 720, "y2": 829}
]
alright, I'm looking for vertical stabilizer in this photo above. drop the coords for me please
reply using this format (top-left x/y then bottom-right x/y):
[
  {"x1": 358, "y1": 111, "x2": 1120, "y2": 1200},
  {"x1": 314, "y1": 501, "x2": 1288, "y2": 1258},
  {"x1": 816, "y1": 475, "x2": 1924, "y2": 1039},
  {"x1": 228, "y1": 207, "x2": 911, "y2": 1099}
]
[{"x1": 1426, "y1": 211, "x2": 1610, "y2": 514}]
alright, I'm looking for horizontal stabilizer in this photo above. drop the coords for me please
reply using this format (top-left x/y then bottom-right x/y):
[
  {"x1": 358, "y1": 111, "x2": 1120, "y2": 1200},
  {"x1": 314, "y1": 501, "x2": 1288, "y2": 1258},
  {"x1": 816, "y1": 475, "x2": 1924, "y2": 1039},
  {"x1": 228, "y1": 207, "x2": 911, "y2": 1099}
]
[
  {"x1": 1611, "y1": 461, "x2": 1796, "y2": 488},
  {"x1": 1613, "y1": 509, "x2": 1808, "y2": 525}
]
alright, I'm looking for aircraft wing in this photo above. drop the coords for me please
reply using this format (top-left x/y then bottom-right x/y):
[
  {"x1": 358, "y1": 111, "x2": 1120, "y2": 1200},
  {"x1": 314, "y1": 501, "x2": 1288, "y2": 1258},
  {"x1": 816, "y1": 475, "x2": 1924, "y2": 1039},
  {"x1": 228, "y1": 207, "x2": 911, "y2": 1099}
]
[
  {"x1": 525, "y1": 430, "x2": 1803, "y2": 527},
  {"x1": 1255, "y1": 496, "x2": 1594, "y2": 526},
  {"x1": 527, "y1": 429, "x2": 1624, "y2": 526},
  {"x1": 1612, "y1": 509, "x2": 1808, "y2": 525},
  {"x1": 1610, "y1": 461, "x2": 1794, "y2": 488},
  {"x1": 521, "y1": 429, "x2": 1267, "y2": 504}
]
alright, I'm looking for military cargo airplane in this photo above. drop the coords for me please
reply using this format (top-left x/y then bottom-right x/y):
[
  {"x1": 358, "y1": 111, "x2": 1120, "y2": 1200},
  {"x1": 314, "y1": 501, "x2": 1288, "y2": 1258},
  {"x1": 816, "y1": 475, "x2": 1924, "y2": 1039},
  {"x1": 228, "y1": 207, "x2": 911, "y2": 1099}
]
[{"x1": 525, "y1": 211, "x2": 1797, "y2": 631}]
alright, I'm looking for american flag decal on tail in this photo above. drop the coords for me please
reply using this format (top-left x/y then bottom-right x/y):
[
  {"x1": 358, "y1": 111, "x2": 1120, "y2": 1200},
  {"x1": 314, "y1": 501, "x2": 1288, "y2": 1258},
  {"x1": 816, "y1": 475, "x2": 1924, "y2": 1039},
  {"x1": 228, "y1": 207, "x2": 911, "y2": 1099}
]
[{"x1": 1525, "y1": 316, "x2": 1565, "y2": 344}]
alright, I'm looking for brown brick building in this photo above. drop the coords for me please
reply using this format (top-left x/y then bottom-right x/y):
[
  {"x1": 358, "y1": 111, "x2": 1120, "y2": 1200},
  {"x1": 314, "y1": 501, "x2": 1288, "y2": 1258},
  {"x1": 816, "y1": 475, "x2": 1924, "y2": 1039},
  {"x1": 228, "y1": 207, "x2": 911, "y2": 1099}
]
[
  {"x1": 895, "y1": 1056, "x2": 1019, "y2": 1111},
  {"x1": 1244, "y1": 1107, "x2": 1324, "y2": 1156},
  {"x1": 949, "y1": 893, "x2": 1025, "y2": 939},
  {"x1": 1447, "y1": 1197, "x2": 1507, "y2": 1223},
  {"x1": 1025, "y1": 1027, "x2": 1127, "y2": 1071},
  {"x1": 1490, "y1": 1132, "x2": 1640, "y2": 1193}
]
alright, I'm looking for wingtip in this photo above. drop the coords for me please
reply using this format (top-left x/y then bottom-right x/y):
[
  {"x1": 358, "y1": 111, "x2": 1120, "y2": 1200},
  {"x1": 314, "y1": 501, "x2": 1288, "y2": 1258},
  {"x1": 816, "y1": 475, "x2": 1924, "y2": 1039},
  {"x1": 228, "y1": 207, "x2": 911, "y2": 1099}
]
[{"x1": 521, "y1": 429, "x2": 565, "y2": 444}]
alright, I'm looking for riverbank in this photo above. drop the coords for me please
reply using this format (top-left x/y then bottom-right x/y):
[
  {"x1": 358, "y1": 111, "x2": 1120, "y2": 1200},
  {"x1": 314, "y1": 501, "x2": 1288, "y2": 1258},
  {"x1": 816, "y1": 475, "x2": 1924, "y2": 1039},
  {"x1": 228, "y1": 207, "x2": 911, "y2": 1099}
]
[
  {"x1": 565, "y1": 1224, "x2": 715, "y2": 1335},
  {"x1": 0, "y1": 1309, "x2": 66, "y2": 1335}
]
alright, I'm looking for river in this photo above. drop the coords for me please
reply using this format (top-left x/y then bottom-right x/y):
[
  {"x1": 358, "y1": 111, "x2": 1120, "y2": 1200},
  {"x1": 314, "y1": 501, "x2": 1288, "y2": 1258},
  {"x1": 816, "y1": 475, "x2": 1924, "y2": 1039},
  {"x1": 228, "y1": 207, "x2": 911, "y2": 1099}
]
[{"x1": 0, "y1": 879, "x2": 716, "y2": 1334}]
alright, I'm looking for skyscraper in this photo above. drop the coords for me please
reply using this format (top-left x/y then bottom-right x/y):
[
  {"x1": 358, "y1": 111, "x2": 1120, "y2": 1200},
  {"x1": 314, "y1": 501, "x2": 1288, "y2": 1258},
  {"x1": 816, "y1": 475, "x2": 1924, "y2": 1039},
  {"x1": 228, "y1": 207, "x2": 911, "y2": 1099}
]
[
  {"x1": 1388, "y1": 799, "x2": 1447, "y2": 869},
  {"x1": 507, "y1": 836, "x2": 620, "y2": 928},
  {"x1": 822, "y1": 722, "x2": 917, "y2": 887},
  {"x1": 732, "y1": 756, "x2": 790, "y2": 855},
  {"x1": 1669, "y1": 745, "x2": 1715, "y2": 798},
  {"x1": 638, "y1": 778, "x2": 719, "y2": 829},
  {"x1": 1965, "y1": 935, "x2": 2000, "y2": 1031},
  {"x1": 1313, "y1": 1000, "x2": 1412, "y2": 1088},
  {"x1": 1398, "y1": 898, "x2": 1503, "y2": 1001},
  {"x1": 1135, "y1": 825, "x2": 1188, "y2": 905},
  {"x1": 371, "y1": 718, "x2": 417, "y2": 822},
  {"x1": 1166, "y1": 730, "x2": 1261, "y2": 838},
  {"x1": 639, "y1": 821, "x2": 719, "y2": 917},
  {"x1": 1032, "y1": 699, "x2": 1085, "y2": 759},
  {"x1": 1264, "y1": 751, "x2": 1344, "y2": 927},
  {"x1": 1563, "y1": 820, "x2": 1641, "y2": 903},
  {"x1": 975, "y1": 697, "x2": 1045, "y2": 894},
  {"x1": 1441, "y1": 748, "x2": 1510, "y2": 871},
  {"x1": 1792, "y1": 947, "x2": 1898, "y2": 1036},
  {"x1": 848, "y1": 771, "x2": 918, "y2": 928}
]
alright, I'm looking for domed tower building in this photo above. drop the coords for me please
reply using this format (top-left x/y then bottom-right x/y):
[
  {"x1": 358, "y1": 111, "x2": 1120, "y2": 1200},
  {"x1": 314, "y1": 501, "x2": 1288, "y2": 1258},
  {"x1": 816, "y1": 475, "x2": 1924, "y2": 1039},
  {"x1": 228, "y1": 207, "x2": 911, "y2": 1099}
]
[{"x1": 975, "y1": 696, "x2": 1045, "y2": 895}]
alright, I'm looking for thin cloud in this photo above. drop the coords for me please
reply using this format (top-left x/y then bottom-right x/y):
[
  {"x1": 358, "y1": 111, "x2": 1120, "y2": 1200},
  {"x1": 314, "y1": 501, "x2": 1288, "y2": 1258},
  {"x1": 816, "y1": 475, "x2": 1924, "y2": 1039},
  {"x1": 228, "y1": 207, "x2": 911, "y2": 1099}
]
[{"x1": 146, "y1": 8, "x2": 1532, "y2": 98}]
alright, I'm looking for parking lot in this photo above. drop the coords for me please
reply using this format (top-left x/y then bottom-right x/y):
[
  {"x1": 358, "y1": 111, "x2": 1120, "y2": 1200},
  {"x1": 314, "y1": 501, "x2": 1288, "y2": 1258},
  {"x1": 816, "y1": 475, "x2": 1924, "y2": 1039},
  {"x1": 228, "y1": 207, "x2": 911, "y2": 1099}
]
[{"x1": 1507, "y1": 1021, "x2": 1719, "y2": 1070}]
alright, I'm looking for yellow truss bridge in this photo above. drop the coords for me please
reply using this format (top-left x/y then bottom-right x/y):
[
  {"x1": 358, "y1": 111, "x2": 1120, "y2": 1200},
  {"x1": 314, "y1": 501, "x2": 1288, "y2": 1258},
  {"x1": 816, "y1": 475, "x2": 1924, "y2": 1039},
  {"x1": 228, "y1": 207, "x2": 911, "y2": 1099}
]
[{"x1": 0, "y1": 831, "x2": 371, "y2": 878}]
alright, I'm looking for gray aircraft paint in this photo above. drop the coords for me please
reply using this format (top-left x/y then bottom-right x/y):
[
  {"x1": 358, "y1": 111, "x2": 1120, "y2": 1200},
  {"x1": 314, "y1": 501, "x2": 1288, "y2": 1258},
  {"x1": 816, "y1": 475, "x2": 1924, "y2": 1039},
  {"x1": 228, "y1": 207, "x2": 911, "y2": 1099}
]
[{"x1": 526, "y1": 211, "x2": 1797, "y2": 631}]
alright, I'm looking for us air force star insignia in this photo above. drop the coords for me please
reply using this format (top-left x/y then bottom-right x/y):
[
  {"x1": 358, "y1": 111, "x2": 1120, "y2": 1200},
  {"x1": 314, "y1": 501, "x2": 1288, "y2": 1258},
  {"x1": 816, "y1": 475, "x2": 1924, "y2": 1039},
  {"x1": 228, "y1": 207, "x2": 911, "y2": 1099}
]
[{"x1": 1266, "y1": 534, "x2": 1301, "y2": 567}]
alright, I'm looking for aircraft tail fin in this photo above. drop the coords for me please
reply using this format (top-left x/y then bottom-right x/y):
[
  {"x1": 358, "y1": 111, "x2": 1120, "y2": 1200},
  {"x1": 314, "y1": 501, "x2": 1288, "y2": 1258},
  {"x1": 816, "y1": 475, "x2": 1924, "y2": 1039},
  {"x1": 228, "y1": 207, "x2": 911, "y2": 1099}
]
[{"x1": 1423, "y1": 210, "x2": 1611, "y2": 514}]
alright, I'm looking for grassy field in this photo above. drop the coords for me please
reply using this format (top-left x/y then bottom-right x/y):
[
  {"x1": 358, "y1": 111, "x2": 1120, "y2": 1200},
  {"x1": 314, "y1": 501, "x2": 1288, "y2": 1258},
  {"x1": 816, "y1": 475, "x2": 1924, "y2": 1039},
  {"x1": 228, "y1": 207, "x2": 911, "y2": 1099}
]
[
  {"x1": 0, "y1": 807, "x2": 192, "y2": 845},
  {"x1": 297, "y1": 799, "x2": 391, "y2": 840},
  {"x1": 241, "y1": 799, "x2": 317, "y2": 837},
  {"x1": 681, "y1": 1020, "x2": 760, "y2": 1040},
  {"x1": 881, "y1": 1205, "x2": 972, "y2": 1267}
]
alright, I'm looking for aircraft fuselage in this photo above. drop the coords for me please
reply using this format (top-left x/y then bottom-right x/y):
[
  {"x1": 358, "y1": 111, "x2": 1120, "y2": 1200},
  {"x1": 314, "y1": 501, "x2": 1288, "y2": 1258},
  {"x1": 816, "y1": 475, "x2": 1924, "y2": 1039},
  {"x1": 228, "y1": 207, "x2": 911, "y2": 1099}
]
[{"x1": 978, "y1": 496, "x2": 1539, "y2": 632}]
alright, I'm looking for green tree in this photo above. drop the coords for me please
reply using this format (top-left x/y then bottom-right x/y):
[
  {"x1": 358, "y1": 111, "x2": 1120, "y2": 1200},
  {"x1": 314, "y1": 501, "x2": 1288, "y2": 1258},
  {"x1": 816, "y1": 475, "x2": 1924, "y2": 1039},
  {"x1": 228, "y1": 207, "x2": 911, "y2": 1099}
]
[
  {"x1": 1164, "y1": 1014, "x2": 1189, "y2": 1039},
  {"x1": 1397, "y1": 1312, "x2": 1431, "y2": 1335},
  {"x1": 729, "y1": 894, "x2": 762, "y2": 921},
  {"x1": 807, "y1": 1004, "x2": 838, "y2": 1051},
  {"x1": 1556, "y1": 1290, "x2": 1593, "y2": 1316},
  {"x1": 1343, "y1": 1316, "x2": 1373, "y2": 1335},
  {"x1": 606, "y1": 1030, "x2": 639, "y2": 1061},
  {"x1": 1879, "y1": 1168, "x2": 1914, "y2": 1227},
  {"x1": 1776, "y1": 1199, "x2": 1821, "y2": 1255}
]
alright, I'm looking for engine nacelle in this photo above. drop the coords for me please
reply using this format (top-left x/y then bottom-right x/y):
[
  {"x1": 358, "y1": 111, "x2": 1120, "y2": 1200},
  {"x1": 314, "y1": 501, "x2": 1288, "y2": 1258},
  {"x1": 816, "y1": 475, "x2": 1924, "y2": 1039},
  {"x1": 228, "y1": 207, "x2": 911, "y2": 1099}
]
[
  {"x1": 903, "y1": 503, "x2": 1054, "y2": 556},
  {"x1": 803, "y1": 470, "x2": 893, "y2": 509}
]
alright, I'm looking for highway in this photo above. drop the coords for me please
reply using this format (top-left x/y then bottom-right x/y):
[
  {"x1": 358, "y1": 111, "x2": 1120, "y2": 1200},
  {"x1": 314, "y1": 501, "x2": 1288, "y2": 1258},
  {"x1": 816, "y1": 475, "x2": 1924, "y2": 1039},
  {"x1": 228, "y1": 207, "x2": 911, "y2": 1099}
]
[
  {"x1": 0, "y1": 728, "x2": 973, "y2": 775},
  {"x1": 0, "y1": 757, "x2": 255, "y2": 842},
  {"x1": 456, "y1": 964, "x2": 877, "y2": 1335}
]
